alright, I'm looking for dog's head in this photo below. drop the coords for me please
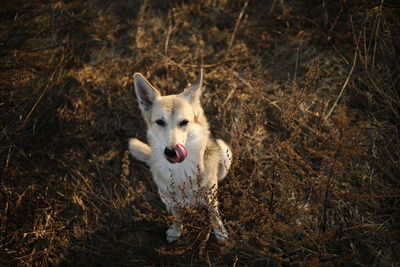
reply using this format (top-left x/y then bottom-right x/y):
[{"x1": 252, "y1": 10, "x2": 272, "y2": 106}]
[{"x1": 133, "y1": 71, "x2": 207, "y2": 163}]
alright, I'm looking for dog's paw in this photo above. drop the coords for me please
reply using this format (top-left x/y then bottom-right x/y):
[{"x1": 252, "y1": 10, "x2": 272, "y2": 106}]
[
  {"x1": 166, "y1": 228, "x2": 181, "y2": 243},
  {"x1": 213, "y1": 226, "x2": 229, "y2": 242}
]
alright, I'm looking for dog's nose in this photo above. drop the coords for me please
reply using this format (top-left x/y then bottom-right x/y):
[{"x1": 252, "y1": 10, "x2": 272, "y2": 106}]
[{"x1": 164, "y1": 147, "x2": 177, "y2": 158}]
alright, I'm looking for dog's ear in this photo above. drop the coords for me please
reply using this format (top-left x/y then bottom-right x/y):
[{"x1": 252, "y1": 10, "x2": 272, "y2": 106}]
[
  {"x1": 181, "y1": 69, "x2": 203, "y2": 104},
  {"x1": 133, "y1": 73, "x2": 160, "y2": 112}
]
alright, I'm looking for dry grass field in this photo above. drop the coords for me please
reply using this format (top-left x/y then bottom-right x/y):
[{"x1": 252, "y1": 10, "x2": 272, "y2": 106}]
[{"x1": 1, "y1": 0, "x2": 399, "y2": 266}]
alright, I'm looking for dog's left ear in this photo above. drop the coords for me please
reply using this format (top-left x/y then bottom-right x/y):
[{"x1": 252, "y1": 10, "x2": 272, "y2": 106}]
[
  {"x1": 181, "y1": 69, "x2": 203, "y2": 104},
  {"x1": 133, "y1": 73, "x2": 161, "y2": 112}
]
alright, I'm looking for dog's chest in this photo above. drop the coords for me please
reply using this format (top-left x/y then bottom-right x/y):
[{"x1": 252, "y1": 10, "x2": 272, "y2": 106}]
[{"x1": 151, "y1": 156, "x2": 206, "y2": 205}]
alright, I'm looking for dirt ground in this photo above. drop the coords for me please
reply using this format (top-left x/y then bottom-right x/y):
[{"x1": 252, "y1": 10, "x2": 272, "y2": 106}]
[{"x1": 1, "y1": 0, "x2": 400, "y2": 266}]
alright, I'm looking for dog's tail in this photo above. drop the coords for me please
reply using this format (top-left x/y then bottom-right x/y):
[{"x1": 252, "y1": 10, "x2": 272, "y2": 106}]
[
  {"x1": 128, "y1": 138, "x2": 152, "y2": 166},
  {"x1": 216, "y1": 139, "x2": 232, "y2": 181}
]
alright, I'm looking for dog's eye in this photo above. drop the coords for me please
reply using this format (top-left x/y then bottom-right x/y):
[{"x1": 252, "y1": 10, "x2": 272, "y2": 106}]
[
  {"x1": 155, "y1": 119, "x2": 165, "y2": 126},
  {"x1": 179, "y1": 120, "x2": 189, "y2": 127}
]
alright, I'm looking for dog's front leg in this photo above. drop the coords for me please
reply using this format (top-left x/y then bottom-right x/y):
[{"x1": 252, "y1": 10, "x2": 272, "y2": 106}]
[
  {"x1": 207, "y1": 195, "x2": 229, "y2": 241},
  {"x1": 166, "y1": 208, "x2": 182, "y2": 243}
]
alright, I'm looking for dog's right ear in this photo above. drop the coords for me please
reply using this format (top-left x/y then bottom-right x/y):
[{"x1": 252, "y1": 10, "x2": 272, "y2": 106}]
[
  {"x1": 181, "y1": 69, "x2": 203, "y2": 104},
  {"x1": 133, "y1": 73, "x2": 160, "y2": 112}
]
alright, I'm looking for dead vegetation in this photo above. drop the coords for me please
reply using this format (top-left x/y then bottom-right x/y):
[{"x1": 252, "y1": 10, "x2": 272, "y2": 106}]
[{"x1": 1, "y1": 0, "x2": 399, "y2": 266}]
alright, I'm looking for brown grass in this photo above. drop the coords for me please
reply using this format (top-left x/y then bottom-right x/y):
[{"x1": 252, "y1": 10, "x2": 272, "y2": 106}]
[{"x1": 1, "y1": 0, "x2": 399, "y2": 266}]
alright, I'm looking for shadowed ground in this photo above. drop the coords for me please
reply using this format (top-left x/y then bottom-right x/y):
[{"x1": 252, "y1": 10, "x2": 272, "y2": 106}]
[{"x1": 1, "y1": 0, "x2": 399, "y2": 266}]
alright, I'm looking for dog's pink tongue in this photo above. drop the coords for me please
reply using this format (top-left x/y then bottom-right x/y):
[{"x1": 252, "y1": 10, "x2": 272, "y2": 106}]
[{"x1": 171, "y1": 144, "x2": 188, "y2": 163}]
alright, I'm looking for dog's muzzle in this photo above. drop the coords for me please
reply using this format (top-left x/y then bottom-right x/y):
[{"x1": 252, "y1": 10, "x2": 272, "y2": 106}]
[{"x1": 164, "y1": 144, "x2": 188, "y2": 163}]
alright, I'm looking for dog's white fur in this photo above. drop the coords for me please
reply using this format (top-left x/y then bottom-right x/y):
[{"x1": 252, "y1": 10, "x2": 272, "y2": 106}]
[{"x1": 129, "y1": 71, "x2": 232, "y2": 242}]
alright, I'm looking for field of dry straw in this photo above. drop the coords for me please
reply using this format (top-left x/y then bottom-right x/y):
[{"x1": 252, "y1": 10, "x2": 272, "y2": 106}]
[{"x1": 1, "y1": 0, "x2": 399, "y2": 266}]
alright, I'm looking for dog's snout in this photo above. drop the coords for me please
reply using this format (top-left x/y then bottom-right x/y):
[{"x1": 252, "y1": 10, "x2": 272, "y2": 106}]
[{"x1": 164, "y1": 147, "x2": 177, "y2": 158}]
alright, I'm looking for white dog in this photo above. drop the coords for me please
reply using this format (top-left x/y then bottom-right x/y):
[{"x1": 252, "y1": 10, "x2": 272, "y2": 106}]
[{"x1": 129, "y1": 70, "x2": 232, "y2": 242}]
